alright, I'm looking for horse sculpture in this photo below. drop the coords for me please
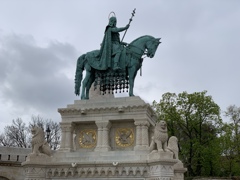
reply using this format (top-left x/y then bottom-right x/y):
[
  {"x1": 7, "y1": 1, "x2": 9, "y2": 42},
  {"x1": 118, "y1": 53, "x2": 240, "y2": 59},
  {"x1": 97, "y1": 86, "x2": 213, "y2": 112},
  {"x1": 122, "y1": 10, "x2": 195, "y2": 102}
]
[{"x1": 75, "y1": 35, "x2": 161, "y2": 99}]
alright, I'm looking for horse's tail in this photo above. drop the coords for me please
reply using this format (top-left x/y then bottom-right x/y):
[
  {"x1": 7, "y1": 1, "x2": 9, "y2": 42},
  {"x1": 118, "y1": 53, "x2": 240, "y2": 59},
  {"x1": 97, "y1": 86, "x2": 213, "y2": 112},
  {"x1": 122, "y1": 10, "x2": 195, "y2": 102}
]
[{"x1": 74, "y1": 54, "x2": 86, "y2": 96}]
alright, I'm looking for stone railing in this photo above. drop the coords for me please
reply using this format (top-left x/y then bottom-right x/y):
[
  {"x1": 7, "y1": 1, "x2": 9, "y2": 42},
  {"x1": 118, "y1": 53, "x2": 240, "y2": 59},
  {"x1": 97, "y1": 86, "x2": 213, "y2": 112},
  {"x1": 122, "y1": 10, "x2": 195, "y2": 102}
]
[{"x1": 0, "y1": 146, "x2": 31, "y2": 163}]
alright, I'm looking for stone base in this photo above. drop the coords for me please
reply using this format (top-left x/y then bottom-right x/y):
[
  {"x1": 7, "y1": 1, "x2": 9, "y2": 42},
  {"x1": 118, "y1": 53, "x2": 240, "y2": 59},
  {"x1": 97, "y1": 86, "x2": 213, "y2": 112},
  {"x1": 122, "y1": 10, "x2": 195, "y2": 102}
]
[
  {"x1": 173, "y1": 161, "x2": 188, "y2": 180},
  {"x1": 148, "y1": 150, "x2": 173, "y2": 160},
  {"x1": 94, "y1": 145, "x2": 111, "y2": 152},
  {"x1": 134, "y1": 145, "x2": 149, "y2": 151},
  {"x1": 23, "y1": 153, "x2": 52, "y2": 165},
  {"x1": 57, "y1": 148, "x2": 73, "y2": 152},
  {"x1": 22, "y1": 96, "x2": 187, "y2": 180}
]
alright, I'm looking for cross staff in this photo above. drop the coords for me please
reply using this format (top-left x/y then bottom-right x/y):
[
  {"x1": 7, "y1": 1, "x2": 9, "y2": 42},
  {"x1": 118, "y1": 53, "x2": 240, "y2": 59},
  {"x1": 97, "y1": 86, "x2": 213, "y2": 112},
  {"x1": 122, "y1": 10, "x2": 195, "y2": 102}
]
[{"x1": 121, "y1": 8, "x2": 136, "y2": 42}]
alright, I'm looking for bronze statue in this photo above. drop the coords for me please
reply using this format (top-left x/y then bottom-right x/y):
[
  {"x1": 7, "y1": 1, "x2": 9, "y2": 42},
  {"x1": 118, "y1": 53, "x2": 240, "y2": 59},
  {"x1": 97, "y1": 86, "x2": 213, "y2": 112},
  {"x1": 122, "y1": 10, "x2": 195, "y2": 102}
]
[
  {"x1": 75, "y1": 10, "x2": 161, "y2": 99},
  {"x1": 99, "y1": 13, "x2": 129, "y2": 71}
]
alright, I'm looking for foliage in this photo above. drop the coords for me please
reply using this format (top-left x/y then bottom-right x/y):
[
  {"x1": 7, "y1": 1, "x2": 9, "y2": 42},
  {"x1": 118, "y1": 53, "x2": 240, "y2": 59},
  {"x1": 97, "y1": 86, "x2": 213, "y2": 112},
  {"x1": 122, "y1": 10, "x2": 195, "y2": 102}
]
[
  {"x1": 0, "y1": 115, "x2": 61, "y2": 150},
  {"x1": 152, "y1": 91, "x2": 223, "y2": 177},
  {"x1": 219, "y1": 105, "x2": 240, "y2": 176}
]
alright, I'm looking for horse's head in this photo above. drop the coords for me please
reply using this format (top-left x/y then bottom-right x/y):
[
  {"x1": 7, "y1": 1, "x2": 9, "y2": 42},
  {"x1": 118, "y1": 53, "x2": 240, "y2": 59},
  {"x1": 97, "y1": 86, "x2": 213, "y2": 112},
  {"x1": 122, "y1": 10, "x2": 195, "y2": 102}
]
[
  {"x1": 145, "y1": 37, "x2": 161, "y2": 58},
  {"x1": 129, "y1": 35, "x2": 161, "y2": 59}
]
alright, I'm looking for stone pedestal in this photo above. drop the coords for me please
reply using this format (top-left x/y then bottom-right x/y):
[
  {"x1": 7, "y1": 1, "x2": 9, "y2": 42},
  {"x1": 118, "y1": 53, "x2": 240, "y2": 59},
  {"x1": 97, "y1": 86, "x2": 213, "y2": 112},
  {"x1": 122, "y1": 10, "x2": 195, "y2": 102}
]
[
  {"x1": 23, "y1": 154, "x2": 49, "y2": 180},
  {"x1": 22, "y1": 96, "x2": 186, "y2": 180}
]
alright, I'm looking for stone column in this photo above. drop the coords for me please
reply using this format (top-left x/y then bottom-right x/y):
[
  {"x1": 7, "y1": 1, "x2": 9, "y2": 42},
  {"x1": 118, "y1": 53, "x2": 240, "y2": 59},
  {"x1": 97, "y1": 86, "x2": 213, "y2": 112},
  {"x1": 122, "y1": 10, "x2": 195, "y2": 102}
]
[
  {"x1": 95, "y1": 121, "x2": 111, "y2": 151},
  {"x1": 141, "y1": 121, "x2": 150, "y2": 148},
  {"x1": 96, "y1": 125, "x2": 103, "y2": 148},
  {"x1": 134, "y1": 120, "x2": 150, "y2": 151},
  {"x1": 59, "y1": 123, "x2": 73, "y2": 152},
  {"x1": 60, "y1": 123, "x2": 66, "y2": 150},
  {"x1": 134, "y1": 121, "x2": 142, "y2": 150}
]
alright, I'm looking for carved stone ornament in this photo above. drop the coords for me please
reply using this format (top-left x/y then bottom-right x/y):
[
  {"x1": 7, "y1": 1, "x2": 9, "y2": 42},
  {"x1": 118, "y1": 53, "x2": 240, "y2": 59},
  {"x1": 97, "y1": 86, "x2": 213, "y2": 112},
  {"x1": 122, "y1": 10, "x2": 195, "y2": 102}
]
[
  {"x1": 149, "y1": 120, "x2": 168, "y2": 152},
  {"x1": 115, "y1": 128, "x2": 134, "y2": 147},
  {"x1": 167, "y1": 136, "x2": 179, "y2": 160},
  {"x1": 79, "y1": 129, "x2": 97, "y2": 148},
  {"x1": 30, "y1": 126, "x2": 52, "y2": 156}
]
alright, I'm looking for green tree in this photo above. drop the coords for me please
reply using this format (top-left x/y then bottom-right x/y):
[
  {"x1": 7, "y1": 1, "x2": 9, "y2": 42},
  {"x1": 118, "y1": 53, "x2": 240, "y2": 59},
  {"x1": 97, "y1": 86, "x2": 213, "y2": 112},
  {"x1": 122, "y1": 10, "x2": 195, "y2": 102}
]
[
  {"x1": 225, "y1": 105, "x2": 240, "y2": 156},
  {"x1": 221, "y1": 105, "x2": 240, "y2": 176},
  {"x1": 152, "y1": 91, "x2": 222, "y2": 177}
]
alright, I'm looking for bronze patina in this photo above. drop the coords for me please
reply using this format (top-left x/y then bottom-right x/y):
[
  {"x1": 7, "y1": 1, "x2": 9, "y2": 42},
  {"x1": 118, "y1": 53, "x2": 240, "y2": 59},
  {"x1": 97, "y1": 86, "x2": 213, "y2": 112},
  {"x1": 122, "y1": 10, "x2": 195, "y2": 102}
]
[{"x1": 75, "y1": 10, "x2": 161, "y2": 99}]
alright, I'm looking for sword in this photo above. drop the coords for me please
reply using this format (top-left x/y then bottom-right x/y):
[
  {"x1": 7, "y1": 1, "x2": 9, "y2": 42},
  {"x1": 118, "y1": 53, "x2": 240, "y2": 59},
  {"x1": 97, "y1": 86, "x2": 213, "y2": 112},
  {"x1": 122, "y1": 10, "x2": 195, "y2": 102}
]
[{"x1": 121, "y1": 8, "x2": 136, "y2": 42}]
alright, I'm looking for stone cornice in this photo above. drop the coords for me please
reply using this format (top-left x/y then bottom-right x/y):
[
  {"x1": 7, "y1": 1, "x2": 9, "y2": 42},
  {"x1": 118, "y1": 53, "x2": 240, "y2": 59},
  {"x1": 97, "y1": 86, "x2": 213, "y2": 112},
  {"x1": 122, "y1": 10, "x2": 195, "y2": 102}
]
[
  {"x1": 58, "y1": 104, "x2": 154, "y2": 115},
  {"x1": 23, "y1": 159, "x2": 180, "y2": 178},
  {"x1": 22, "y1": 158, "x2": 178, "y2": 167},
  {"x1": 58, "y1": 97, "x2": 157, "y2": 119}
]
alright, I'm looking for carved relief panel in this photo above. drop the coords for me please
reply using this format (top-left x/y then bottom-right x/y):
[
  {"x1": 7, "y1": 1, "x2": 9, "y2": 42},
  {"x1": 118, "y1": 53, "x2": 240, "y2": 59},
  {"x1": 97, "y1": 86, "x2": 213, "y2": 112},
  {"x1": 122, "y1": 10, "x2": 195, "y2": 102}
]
[
  {"x1": 73, "y1": 123, "x2": 97, "y2": 151},
  {"x1": 110, "y1": 121, "x2": 135, "y2": 150},
  {"x1": 79, "y1": 129, "x2": 97, "y2": 148},
  {"x1": 115, "y1": 128, "x2": 134, "y2": 148}
]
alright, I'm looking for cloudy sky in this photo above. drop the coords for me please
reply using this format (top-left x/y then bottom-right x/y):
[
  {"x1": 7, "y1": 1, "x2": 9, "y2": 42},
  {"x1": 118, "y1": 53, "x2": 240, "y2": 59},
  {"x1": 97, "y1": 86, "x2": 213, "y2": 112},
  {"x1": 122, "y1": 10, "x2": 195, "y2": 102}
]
[{"x1": 0, "y1": 1, "x2": 240, "y2": 132}]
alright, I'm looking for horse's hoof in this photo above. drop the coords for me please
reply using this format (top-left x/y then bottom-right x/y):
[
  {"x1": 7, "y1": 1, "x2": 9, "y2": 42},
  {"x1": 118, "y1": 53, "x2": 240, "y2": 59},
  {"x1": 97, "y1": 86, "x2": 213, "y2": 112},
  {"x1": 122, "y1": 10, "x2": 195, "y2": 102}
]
[{"x1": 81, "y1": 96, "x2": 89, "y2": 100}]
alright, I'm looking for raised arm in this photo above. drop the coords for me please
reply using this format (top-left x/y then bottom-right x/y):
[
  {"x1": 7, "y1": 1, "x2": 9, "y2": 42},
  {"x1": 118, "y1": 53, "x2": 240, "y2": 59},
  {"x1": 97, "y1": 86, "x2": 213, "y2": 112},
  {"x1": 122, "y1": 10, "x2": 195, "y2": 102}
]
[{"x1": 111, "y1": 24, "x2": 129, "y2": 33}]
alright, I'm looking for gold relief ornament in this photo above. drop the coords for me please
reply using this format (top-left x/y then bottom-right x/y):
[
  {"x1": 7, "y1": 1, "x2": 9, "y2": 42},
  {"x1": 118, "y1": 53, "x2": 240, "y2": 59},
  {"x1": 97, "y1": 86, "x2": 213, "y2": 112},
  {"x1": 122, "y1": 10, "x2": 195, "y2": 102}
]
[
  {"x1": 115, "y1": 128, "x2": 134, "y2": 147},
  {"x1": 79, "y1": 129, "x2": 97, "y2": 148}
]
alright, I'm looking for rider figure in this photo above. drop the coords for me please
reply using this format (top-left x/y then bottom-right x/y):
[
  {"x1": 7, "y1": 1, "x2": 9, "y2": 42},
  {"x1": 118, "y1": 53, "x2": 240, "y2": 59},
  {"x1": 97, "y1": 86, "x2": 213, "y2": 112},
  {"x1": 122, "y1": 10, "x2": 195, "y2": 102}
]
[{"x1": 99, "y1": 16, "x2": 129, "y2": 71}]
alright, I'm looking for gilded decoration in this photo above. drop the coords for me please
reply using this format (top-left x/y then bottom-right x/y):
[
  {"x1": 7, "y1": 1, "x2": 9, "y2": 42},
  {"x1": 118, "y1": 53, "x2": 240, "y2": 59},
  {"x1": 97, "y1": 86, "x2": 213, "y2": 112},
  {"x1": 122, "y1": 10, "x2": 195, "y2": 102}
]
[
  {"x1": 115, "y1": 128, "x2": 134, "y2": 147},
  {"x1": 79, "y1": 129, "x2": 97, "y2": 148}
]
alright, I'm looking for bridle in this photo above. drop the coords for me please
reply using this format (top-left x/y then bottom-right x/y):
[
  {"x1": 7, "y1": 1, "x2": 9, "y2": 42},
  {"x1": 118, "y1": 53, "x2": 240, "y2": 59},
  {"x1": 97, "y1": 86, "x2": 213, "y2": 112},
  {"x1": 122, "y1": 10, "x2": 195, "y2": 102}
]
[{"x1": 126, "y1": 43, "x2": 149, "y2": 60}]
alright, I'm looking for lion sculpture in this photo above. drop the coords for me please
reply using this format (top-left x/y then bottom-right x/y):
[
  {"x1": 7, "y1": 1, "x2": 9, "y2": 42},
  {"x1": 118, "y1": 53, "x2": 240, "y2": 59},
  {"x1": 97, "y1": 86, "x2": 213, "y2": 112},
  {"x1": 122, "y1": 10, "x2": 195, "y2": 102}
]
[
  {"x1": 31, "y1": 126, "x2": 52, "y2": 156},
  {"x1": 167, "y1": 136, "x2": 179, "y2": 160},
  {"x1": 149, "y1": 120, "x2": 168, "y2": 152}
]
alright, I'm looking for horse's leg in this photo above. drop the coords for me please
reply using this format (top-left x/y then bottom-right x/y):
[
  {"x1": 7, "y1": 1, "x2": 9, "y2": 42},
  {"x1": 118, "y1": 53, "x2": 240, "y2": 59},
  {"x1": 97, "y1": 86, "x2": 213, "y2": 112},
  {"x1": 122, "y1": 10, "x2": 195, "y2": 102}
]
[
  {"x1": 81, "y1": 70, "x2": 91, "y2": 100},
  {"x1": 81, "y1": 64, "x2": 92, "y2": 99},
  {"x1": 128, "y1": 57, "x2": 141, "y2": 97},
  {"x1": 85, "y1": 72, "x2": 95, "y2": 99},
  {"x1": 128, "y1": 66, "x2": 138, "y2": 96}
]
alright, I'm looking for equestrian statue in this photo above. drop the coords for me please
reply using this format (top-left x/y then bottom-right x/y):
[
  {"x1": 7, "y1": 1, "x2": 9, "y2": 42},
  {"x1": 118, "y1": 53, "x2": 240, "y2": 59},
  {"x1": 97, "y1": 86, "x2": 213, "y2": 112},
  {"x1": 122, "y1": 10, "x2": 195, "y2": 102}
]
[{"x1": 75, "y1": 9, "x2": 161, "y2": 99}]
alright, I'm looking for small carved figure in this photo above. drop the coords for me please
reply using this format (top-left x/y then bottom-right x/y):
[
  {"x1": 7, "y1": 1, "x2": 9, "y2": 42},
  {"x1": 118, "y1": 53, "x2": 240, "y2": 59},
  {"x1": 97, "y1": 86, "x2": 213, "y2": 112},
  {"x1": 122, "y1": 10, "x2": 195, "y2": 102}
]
[
  {"x1": 167, "y1": 136, "x2": 179, "y2": 160},
  {"x1": 149, "y1": 120, "x2": 168, "y2": 152},
  {"x1": 31, "y1": 126, "x2": 51, "y2": 156}
]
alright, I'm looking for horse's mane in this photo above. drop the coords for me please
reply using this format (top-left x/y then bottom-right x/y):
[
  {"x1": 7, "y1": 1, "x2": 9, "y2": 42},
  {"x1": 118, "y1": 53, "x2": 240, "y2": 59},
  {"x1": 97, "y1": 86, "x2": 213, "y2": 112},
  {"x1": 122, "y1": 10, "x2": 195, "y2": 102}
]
[{"x1": 130, "y1": 35, "x2": 154, "y2": 45}]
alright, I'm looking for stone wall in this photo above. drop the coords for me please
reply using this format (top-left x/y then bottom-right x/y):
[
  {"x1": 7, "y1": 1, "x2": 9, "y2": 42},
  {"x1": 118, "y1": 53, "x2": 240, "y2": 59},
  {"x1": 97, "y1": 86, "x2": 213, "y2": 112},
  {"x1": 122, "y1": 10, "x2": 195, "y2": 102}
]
[{"x1": 0, "y1": 146, "x2": 31, "y2": 180}]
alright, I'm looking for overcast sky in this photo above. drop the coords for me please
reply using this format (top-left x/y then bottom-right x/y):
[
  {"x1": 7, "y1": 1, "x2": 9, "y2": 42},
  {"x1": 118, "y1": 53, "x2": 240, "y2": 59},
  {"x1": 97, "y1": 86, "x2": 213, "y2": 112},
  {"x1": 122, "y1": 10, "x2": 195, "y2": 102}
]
[{"x1": 0, "y1": 1, "x2": 240, "y2": 132}]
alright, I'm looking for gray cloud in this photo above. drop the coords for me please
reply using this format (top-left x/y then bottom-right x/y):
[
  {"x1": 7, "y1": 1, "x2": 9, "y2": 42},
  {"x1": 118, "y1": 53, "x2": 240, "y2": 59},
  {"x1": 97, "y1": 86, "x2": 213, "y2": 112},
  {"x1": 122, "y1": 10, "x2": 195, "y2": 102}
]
[
  {"x1": 0, "y1": 1, "x2": 240, "y2": 131},
  {"x1": 0, "y1": 33, "x2": 77, "y2": 124}
]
